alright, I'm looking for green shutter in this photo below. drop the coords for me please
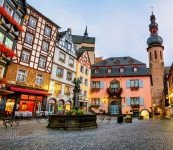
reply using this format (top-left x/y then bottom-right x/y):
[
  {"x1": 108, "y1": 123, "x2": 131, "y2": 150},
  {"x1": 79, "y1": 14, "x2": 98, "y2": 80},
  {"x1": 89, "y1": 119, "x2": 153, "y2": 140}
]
[
  {"x1": 140, "y1": 97, "x2": 144, "y2": 105},
  {"x1": 126, "y1": 80, "x2": 130, "y2": 88},
  {"x1": 126, "y1": 97, "x2": 131, "y2": 106},
  {"x1": 100, "y1": 82, "x2": 104, "y2": 88},
  {"x1": 139, "y1": 80, "x2": 143, "y2": 87}
]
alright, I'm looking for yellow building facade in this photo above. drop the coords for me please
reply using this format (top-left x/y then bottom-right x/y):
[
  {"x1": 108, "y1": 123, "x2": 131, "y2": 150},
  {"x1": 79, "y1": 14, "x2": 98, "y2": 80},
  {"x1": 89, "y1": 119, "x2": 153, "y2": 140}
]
[{"x1": 76, "y1": 50, "x2": 91, "y2": 112}]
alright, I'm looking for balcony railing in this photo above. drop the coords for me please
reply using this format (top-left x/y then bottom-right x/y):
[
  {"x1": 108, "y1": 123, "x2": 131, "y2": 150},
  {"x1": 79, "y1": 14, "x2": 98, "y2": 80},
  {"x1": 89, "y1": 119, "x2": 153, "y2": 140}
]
[
  {"x1": 90, "y1": 87, "x2": 100, "y2": 92},
  {"x1": 106, "y1": 87, "x2": 122, "y2": 96}
]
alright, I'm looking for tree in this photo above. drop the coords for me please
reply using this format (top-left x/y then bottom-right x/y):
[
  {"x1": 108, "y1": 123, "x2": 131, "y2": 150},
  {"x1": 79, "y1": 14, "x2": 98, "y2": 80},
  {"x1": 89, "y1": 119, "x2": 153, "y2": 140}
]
[{"x1": 73, "y1": 78, "x2": 81, "y2": 110}]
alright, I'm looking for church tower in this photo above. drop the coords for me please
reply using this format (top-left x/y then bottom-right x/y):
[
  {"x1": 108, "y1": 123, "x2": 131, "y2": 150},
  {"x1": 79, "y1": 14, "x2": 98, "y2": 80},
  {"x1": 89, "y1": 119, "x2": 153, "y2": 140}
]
[{"x1": 147, "y1": 12, "x2": 165, "y2": 114}]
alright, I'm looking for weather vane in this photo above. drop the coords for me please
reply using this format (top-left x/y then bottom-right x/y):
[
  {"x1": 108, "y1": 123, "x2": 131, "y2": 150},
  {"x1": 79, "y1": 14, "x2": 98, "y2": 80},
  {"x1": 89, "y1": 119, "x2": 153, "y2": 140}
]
[{"x1": 151, "y1": 6, "x2": 154, "y2": 14}]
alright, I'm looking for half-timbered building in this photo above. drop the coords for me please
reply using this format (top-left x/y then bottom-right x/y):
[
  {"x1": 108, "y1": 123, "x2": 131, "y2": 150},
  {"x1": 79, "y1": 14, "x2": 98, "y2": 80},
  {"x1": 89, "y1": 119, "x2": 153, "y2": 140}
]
[
  {"x1": 5, "y1": 4, "x2": 60, "y2": 116},
  {"x1": 48, "y1": 28, "x2": 77, "y2": 114},
  {"x1": 0, "y1": 0, "x2": 27, "y2": 116},
  {"x1": 76, "y1": 48, "x2": 91, "y2": 112}
]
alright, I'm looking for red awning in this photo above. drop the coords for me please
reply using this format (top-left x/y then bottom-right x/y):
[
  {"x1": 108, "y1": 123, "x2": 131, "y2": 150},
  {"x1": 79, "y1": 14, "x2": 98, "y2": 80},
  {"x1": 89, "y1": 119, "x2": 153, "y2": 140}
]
[{"x1": 9, "y1": 86, "x2": 49, "y2": 96}]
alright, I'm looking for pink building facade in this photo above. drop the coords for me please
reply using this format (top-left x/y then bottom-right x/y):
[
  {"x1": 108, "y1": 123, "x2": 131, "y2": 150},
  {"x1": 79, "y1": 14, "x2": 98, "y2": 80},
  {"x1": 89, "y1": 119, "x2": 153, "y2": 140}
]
[{"x1": 90, "y1": 57, "x2": 152, "y2": 118}]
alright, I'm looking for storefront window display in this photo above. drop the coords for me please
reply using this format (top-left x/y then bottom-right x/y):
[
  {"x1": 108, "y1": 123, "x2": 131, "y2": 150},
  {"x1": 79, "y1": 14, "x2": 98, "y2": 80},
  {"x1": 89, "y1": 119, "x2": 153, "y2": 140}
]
[
  {"x1": 65, "y1": 101, "x2": 71, "y2": 111},
  {"x1": 19, "y1": 94, "x2": 43, "y2": 114},
  {"x1": 5, "y1": 99, "x2": 15, "y2": 115},
  {"x1": 57, "y1": 100, "x2": 64, "y2": 112}
]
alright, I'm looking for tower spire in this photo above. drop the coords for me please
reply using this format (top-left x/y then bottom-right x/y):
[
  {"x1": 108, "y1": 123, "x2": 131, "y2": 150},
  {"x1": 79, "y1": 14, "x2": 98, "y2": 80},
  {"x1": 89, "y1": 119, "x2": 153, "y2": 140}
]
[
  {"x1": 147, "y1": 12, "x2": 163, "y2": 46},
  {"x1": 84, "y1": 26, "x2": 88, "y2": 37}
]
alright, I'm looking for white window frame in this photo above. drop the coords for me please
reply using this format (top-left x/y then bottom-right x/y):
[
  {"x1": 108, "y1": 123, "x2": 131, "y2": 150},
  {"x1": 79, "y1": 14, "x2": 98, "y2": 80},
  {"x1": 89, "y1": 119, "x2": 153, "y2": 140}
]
[
  {"x1": 42, "y1": 41, "x2": 49, "y2": 52},
  {"x1": 36, "y1": 74, "x2": 43, "y2": 85},
  {"x1": 68, "y1": 57, "x2": 74, "y2": 66},
  {"x1": 66, "y1": 71, "x2": 72, "y2": 81},
  {"x1": 5, "y1": 37, "x2": 13, "y2": 49},
  {"x1": 44, "y1": 26, "x2": 51, "y2": 37},
  {"x1": 85, "y1": 68, "x2": 88, "y2": 75},
  {"x1": 108, "y1": 68, "x2": 112, "y2": 73},
  {"x1": 5, "y1": 3, "x2": 13, "y2": 16},
  {"x1": 134, "y1": 67, "x2": 138, "y2": 72},
  {"x1": 16, "y1": 69, "x2": 27, "y2": 82},
  {"x1": 21, "y1": 50, "x2": 30, "y2": 63},
  {"x1": 59, "y1": 52, "x2": 66, "y2": 62},
  {"x1": 56, "y1": 67, "x2": 64, "y2": 78},
  {"x1": 38, "y1": 56, "x2": 46, "y2": 68},
  {"x1": 85, "y1": 78, "x2": 88, "y2": 86},
  {"x1": 14, "y1": 13, "x2": 21, "y2": 24},
  {"x1": 80, "y1": 65, "x2": 84, "y2": 73},
  {"x1": 25, "y1": 33, "x2": 34, "y2": 45},
  {"x1": 79, "y1": 76, "x2": 83, "y2": 84},
  {"x1": 120, "y1": 68, "x2": 124, "y2": 73},
  {"x1": 28, "y1": 16, "x2": 37, "y2": 29}
]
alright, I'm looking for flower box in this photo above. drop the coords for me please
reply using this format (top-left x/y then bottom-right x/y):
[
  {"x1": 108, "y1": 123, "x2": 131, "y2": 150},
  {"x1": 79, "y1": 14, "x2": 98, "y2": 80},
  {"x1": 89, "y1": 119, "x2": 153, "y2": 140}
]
[
  {"x1": 0, "y1": 6, "x2": 24, "y2": 32},
  {"x1": 124, "y1": 117, "x2": 132, "y2": 123},
  {"x1": 138, "y1": 115, "x2": 144, "y2": 120}
]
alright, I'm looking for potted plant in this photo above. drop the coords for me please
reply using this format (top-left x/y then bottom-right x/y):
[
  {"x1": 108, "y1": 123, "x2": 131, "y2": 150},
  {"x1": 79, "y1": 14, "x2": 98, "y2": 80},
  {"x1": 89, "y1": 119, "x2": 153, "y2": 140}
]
[{"x1": 124, "y1": 115, "x2": 132, "y2": 123}]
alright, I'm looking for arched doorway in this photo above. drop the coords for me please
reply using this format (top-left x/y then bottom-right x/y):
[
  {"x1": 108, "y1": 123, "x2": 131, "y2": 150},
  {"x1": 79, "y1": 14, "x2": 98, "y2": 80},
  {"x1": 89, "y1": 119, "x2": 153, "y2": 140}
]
[
  {"x1": 65, "y1": 100, "x2": 72, "y2": 111},
  {"x1": 48, "y1": 98, "x2": 56, "y2": 114},
  {"x1": 140, "y1": 109, "x2": 150, "y2": 119},
  {"x1": 110, "y1": 101, "x2": 119, "y2": 115},
  {"x1": 57, "y1": 99, "x2": 65, "y2": 113}
]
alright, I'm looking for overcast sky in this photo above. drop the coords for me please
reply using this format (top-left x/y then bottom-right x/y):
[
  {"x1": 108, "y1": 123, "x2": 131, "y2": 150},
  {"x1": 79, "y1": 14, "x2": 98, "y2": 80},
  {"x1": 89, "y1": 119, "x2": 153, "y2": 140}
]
[{"x1": 27, "y1": 0, "x2": 173, "y2": 66}]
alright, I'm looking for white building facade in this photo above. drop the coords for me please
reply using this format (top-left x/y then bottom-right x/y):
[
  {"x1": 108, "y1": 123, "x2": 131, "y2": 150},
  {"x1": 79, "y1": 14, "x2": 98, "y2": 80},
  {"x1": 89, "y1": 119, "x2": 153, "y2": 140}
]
[{"x1": 48, "y1": 28, "x2": 77, "y2": 114}]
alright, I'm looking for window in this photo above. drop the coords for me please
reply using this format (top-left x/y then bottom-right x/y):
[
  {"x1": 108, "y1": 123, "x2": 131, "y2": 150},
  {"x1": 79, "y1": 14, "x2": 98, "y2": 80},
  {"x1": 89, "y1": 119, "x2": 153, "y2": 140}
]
[
  {"x1": 85, "y1": 68, "x2": 88, "y2": 75},
  {"x1": 56, "y1": 67, "x2": 63, "y2": 78},
  {"x1": 44, "y1": 26, "x2": 51, "y2": 37},
  {"x1": 107, "y1": 68, "x2": 112, "y2": 73},
  {"x1": 38, "y1": 56, "x2": 46, "y2": 68},
  {"x1": 130, "y1": 97, "x2": 140, "y2": 105},
  {"x1": 91, "y1": 98, "x2": 100, "y2": 106},
  {"x1": 0, "y1": 0, "x2": 4, "y2": 6},
  {"x1": 68, "y1": 58, "x2": 74, "y2": 67},
  {"x1": 16, "y1": 69, "x2": 27, "y2": 82},
  {"x1": 28, "y1": 16, "x2": 37, "y2": 29},
  {"x1": 160, "y1": 51, "x2": 162, "y2": 60},
  {"x1": 0, "y1": 32, "x2": 4, "y2": 44},
  {"x1": 149, "y1": 52, "x2": 152, "y2": 60},
  {"x1": 66, "y1": 71, "x2": 72, "y2": 81},
  {"x1": 79, "y1": 76, "x2": 83, "y2": 84},
  {"x1": 80, "y1": 65, "x2": 84, "y2": 73},
  {"x1": 54, "y1": 83, "x2": 61, "y2": 94},
  {"x1": 5, "y1": 37, "x2": 13, "y2": 49},
  {"x1": 85, "y1": 79, "x2": 88, "y2": 86},
  {"x1": 133, "y1": 67, "x2": 138, "y2": 72},
  {"x1": 154, "y1": 50, "x2": 157, "y2": 59},
  {"x1": 91, "y1": 81, "x2": 101, "y2": 88},
  {"x1": 14, "y1": 13, "x2": 21, "y2": 24},
  {"x1": 5, "y1": 4, "x2": 13, "y2": 16},
  {"x1": 36, "y1": 74, "x2": 43, "y2": 85},
  {"x1": 41, "y1": 41, "x2": 49, "y2": 52},
  {"x1": 84, "y1": 91, "x2": 87, "y2": 97},
  {"x1": 130, "y1": 80, "x2": 139, "y2": 87},
  {"x1": 0, "y1": 66, "x2": 4, "y2": 78},
  {"x1": 95, "y1": 69, "x2": 99, "y2": 73},
  {"x1": 64, "y1": 40, "x2": 72, "y2": 50},
  {"x1": 21, "y1": 50, "x2": 30, "y2": 63},
  {"x1": 64, "y1": 86, "x2": 70, "y2": 95},
  {"x1": 120, "y1": 68, "x2": 124, "y2": 73},
  {"x1": 59, "y1": 52, "x2": 65, "y2": 62},
  {"x1": 25, "y1": 33, "x2": 34, "y2": 45}
]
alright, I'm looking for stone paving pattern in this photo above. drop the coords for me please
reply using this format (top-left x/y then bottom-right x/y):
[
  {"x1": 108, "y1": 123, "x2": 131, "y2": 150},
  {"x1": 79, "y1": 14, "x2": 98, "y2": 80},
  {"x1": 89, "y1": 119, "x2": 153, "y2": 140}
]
[{"x1": 0, "y1": 118, "x2": 173, "y2": 150}]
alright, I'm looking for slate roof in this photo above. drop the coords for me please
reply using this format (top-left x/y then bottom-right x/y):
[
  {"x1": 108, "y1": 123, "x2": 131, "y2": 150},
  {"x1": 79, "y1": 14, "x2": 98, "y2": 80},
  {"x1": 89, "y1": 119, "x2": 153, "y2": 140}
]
[
  {"x1": 81, "y1": 46, "x2": 95, "y2": 51},
  {"x1": 91, "y1": 57, "x2": 150, "y2": 77},
  {"x1": 72, "y1": 35, "x2": 95, "y2": 44}
]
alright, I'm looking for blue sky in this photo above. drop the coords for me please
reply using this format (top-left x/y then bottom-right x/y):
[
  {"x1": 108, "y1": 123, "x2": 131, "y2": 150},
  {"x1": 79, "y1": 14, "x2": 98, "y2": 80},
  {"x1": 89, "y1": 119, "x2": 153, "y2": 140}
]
[{"x1": 27, "y1": 0, "x2": 173, "y2": 66}]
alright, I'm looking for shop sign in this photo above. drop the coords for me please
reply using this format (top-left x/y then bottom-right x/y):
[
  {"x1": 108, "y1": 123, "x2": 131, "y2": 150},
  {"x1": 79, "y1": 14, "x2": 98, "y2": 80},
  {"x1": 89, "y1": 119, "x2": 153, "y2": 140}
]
[
  {"x1": 21, "y1": 94, "x2": 29, "y2": 99},
  {"x1": 36, "y1": 96, "x2": 43, "y2": 101},
  {"x1": 29, "y1": 96, "x2": 35, "y2": 100}
]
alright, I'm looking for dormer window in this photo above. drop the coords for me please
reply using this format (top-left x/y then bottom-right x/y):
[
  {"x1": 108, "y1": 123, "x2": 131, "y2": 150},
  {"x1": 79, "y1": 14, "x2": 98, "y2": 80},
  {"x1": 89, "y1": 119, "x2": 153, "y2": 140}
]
[
  {"x1": 120, "y1": 68, "x2": 124, "y2": 73},
  {"x1": 133, "y1": 67, "x2": 138, "y2": 72},
  {"x1": 95, "y1": 69, "x2": 99, "y2": 73},
  {"x1": 107, "y1": 68, "x2": 112, "y2": 73}
]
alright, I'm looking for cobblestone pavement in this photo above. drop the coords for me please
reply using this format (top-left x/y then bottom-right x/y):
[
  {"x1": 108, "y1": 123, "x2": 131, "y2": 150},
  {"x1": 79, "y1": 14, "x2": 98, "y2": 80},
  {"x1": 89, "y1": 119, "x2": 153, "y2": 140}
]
[{"x1": 0, "y1": 118, "x2": 173, "y2": 150}]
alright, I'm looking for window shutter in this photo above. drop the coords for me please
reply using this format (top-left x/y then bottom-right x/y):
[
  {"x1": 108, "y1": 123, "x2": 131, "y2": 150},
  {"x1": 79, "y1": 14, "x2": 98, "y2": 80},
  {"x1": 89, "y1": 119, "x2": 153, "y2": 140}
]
[
  {"x1": 140, "y1": 97, "x2": 144, "y2": 105},
  {"x1": 139, "y1": 80, "x2": 143, "y2": 87},
  {"x1": 126, "y1": 97, "x2": 131, "y2": 106},
  {"x1": 126, "y1": 80, "x2": 130, "y2": 88},
  {"x1": 91, "y1": 82, "x2": 93, "y2": 88},
  {"x1": 100, "y1": 82, "x2": 104, "y2": 88}
]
